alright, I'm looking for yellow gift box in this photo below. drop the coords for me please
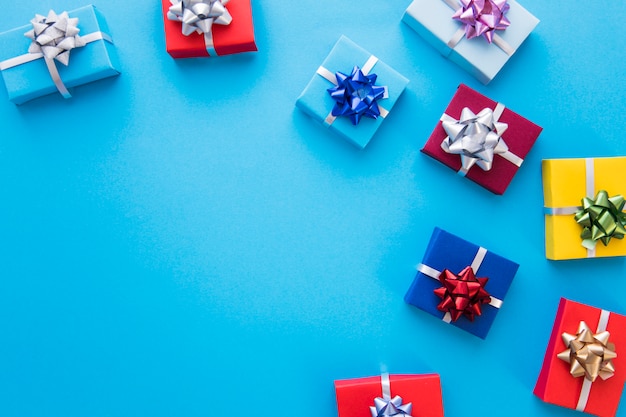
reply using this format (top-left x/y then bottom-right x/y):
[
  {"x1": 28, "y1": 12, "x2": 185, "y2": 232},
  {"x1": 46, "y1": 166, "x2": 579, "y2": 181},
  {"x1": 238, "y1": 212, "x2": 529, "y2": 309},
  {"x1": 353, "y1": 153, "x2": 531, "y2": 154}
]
[{"x1": 542, "y1": 157, "x2": 626, "y2": 260}]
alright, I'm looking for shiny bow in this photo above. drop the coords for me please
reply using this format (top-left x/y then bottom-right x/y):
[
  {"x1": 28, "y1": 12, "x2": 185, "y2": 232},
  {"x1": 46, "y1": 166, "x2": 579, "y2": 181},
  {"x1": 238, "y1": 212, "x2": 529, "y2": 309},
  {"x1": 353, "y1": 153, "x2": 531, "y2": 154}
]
[
  {"x1": 441, "y1": 107, "x2": 509, "y2": 172},
  {"x1": 327, "y1": 66, "x2": 387, "y2": 126},
  {"x1": 434, "y1": 266, "x2": 491, "y2": 322},
  {"x1": 168, "y1": 0, "x2": 232, "y2": 36},
  {"x1": 370, "y1": 396, "x2": 413, "y2": 417},
  {"x1": 24, "y1": 10, "x2": 85, "y2": 66},
  {"x1": 557, "y1": 321, "x2": 617, "y2": 382},
  {"x1": 574, "y1": 190, "x2": 626, "y2": 250},
  {"x1": 452, "y1": 0, "x2": 511, "y2": 43}
]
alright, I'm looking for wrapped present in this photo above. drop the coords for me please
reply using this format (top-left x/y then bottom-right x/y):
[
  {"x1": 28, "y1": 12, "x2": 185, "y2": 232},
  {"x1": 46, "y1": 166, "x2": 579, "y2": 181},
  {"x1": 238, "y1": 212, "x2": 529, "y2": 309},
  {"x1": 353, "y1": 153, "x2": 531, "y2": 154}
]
[
  {"x1": 404, "y1": 227, "x2": 519, "y2": 339},
  {"x1": 335, "y1": 373, "x2": 444, "y2": 417},
  {"x1": 295, "y1": 36, "x2": 409, "y2": 149},
  {"x1": 402, "y1": 0, "x2": 539, "y2": 84},
  {"x1": 543, "y1": 157, "x2": 626, "y2": 260},
  {"x1": 421, "y1": 84, "x2": 542, "y2": 194},
  {"x1": 162, "y1": 0, "x2": 257, "y2": 58},
  {"x1": 534, "y1": 298, "x2": 626, "y2": 417},
  {"x1": 0, "y1": 5, "x2": 120, "y2": 105}
]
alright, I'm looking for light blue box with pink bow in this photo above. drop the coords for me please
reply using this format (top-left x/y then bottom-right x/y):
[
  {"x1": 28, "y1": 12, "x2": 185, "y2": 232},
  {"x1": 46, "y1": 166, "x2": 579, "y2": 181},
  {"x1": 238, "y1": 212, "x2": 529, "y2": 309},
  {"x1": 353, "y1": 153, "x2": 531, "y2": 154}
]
[
  {"x1": 402, "y1": 0, "x2": 539, "y2": 84},
  {"x1": 0, "y1": 5, "x2": 120, "y2": 104},
  {"x1": 296, "y1": 36, "x2": 409, "y2": 149}
]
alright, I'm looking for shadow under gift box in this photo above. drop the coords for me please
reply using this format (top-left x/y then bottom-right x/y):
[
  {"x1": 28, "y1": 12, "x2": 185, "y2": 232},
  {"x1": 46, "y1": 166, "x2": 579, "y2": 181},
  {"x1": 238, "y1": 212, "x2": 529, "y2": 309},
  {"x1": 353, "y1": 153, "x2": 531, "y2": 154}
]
[
  {"x1": 0, "y1": 5, "x2": 120, "y2": 105},
  {"x1": 421, "y1": 84, "x2": 542, "y2": 195},
  {"x1": 534, "y1": 298, "x2": 626, "y2": 417},
  {"x1": 161, "y1": 0, "x2": 257, "y2": 58},
  {"x1": 402, "y1": 0, "x2": 539, "y2": 84},
  {"x1": 542, "y1": 157, "x2": 626, "y2": 260},
  {"x1": 404, "y1": 227, "x2": 519, "y2": 339},
  {"x1": 335, "y1": 374, "x2": 444, "y2": 417},
  {"x1": 295, "y1": 35, "x2": 409, "y2": 149}
]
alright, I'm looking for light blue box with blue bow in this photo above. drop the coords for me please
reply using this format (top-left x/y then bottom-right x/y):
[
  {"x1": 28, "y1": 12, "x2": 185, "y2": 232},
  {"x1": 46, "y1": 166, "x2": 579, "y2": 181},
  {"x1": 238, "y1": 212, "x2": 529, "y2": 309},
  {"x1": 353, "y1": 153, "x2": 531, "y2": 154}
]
[
  {"x1": 296, "y1": 36, "x2": 409, "y2": 149},
  {"x1": 0, "y1": 5, "x2": 120, "y2": 105},
  {"x1": 402, "y1": 0, "x2": 539, "y2": 84}
]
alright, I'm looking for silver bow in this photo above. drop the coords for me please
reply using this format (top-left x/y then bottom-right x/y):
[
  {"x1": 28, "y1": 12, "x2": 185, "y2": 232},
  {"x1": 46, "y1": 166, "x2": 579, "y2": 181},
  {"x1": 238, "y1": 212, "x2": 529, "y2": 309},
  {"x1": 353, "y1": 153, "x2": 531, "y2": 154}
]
[
  {"x1": 370, "y1": 396, "x2": 413, "y2": 417},
  {"x1": 24, "y1": 10, "x2": 85, "y2": 66},
  {"x1": 167, "y1": 0, "x2": 233, "y2": 36},
  {"x1": 441, "y1": 107, "x2": 510, "y2": 172}
]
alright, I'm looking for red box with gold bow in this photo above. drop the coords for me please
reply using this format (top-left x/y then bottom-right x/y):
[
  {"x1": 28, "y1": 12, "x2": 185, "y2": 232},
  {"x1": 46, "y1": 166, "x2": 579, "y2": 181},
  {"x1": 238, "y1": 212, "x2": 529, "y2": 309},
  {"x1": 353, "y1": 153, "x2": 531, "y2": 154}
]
[
  {"x1": 161, "y1": 0, "x2": 257, "y2": 58},
  {"x1": 534, "y1": 298, "x2": 626, "y2": 417},
  {"x1": 421, "y1": 84, "x2": 542, "y2": 195},
  {"x1": 335, "y1": 374, "x2": 444, "y2": 417}
]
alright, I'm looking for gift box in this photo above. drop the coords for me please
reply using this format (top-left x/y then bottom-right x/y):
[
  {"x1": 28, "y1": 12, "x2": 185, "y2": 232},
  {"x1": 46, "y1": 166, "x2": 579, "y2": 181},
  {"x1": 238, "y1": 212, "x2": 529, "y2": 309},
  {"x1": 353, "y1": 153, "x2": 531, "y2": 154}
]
[
  {"x1": 534, "y1": 298, "x2": 626, "y2": 417},
  {"x1": 295, "y1": 35, "x2": 409, "y2": 149},
  {"x1": 162, "y1": 0, "x2": 257, "y2": 58},
  {"x1": 421, "y1": 84, "x2": 542, "y2": 195},
  {"x1": 404, "y1": 227, "x2": 519, "y2": 339},
  {"x1": 335, "y1": 373, "x2": 444, "y2": 417},
  {"x1": 543, "y1": 157, "x2": 626, "y2": 260},
  {"x1": 0, "y1": 5, "x2": 120, "y2": 105},
  {"x1": 402, "y1": 0, "x2": 539, "y2": 84}
]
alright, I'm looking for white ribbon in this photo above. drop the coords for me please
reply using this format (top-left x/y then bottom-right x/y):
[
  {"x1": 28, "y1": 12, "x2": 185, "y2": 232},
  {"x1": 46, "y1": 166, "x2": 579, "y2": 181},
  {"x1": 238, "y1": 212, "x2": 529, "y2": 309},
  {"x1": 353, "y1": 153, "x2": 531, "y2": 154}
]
[
  {"x1": 417, "y1": 246, "x2": 502, "y2": 324},
  {"x1": 316, "y1": 55, "x2": 390, "y2": 126},
  {"x1": 369, "y1": 373, "x2": 413, "y2": 417}
]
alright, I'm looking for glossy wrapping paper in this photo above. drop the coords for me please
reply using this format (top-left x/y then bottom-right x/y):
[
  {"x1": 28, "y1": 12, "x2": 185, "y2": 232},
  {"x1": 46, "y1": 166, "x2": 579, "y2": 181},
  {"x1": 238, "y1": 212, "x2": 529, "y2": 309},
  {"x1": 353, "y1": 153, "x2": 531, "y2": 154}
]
[
  {"x1": 421, "y1": 84, "x2": 542, "y2": 195},
  {"x1": 534, "y1": 298, "x2": 626, "y2": 417}
]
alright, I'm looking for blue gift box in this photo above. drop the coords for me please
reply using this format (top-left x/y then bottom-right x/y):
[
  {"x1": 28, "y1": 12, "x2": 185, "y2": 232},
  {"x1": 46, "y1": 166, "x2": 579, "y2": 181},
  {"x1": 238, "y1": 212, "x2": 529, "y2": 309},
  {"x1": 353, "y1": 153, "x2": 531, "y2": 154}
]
[
  {"x1": 295, "y1": 35, "x2": 409, "y2": 149},
  {"x1": 402, "y1": 0, "x2": 539, "y2": 84},
  {"x1": 0, "y1": 5, "x2": 120, "y2": 105},
  {"x1": 404, "y1": 227, "x2": 519, "y2": 339}
]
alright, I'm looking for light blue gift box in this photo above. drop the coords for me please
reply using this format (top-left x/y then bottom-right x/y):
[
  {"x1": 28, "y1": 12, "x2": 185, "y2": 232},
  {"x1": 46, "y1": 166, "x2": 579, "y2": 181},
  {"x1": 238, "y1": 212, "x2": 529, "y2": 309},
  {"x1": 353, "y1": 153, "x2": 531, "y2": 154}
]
[
  {"x1": 296, "y1": 36, "x2": 409, "y2": 149},
  {"x1": 0, "y1": 5, "x2": 120, "y2": 105},
  {"x1": 402, "y1": 0, "x2": 539, "y2": 84}
]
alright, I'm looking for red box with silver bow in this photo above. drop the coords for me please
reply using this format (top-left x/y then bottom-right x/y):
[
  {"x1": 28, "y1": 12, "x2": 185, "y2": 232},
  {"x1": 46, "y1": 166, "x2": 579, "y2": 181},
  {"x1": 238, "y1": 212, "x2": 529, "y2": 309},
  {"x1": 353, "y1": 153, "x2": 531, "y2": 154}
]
[
  {"x1": 421, "y1": 84, "x2": 542, "y2": 195},
  {"x1": 534, "y1": 298, "x2": 626, "y2": 417},
  {"x1": 335, "y1": 374, "x2": 444, "y2": 417},
  {"x1": 161, "y1": 0, "x2": 257, "y2": 58}
]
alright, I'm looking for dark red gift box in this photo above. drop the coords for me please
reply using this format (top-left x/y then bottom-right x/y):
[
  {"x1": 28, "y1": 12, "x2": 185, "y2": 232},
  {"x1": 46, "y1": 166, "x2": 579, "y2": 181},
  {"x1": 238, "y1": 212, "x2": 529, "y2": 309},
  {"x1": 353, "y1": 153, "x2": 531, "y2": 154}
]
[
  {"x1": 161, "y1": 0, "x2": 257, "y2": 58},
  {"x1": 421, "y1": 84, "x2": 542, "y2": 195}
]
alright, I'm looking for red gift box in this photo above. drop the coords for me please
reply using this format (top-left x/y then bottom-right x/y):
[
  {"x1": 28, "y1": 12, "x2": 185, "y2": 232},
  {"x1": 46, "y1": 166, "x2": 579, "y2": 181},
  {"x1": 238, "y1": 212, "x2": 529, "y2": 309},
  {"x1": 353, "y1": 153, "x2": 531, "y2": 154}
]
[
  {"x1": 161, "y1": 0, "x2": 257, "y2": 58},
  {"x1": 421, "y1": 84, "x2": 542, "y2": 195},
  {"x1": 335, "y1": 374, "x2": 444, "y2": 417},
  {"x1": 534, "y1": 298, "x2": 626, "y2": 417}
]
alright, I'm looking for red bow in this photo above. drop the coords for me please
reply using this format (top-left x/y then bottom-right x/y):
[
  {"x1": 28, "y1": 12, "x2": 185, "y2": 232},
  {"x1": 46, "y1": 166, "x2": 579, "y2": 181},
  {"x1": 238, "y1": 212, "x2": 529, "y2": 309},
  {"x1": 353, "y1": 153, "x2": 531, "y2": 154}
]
[{"x1": 434, "y1": 266, "x2": 491, "y2": 322}]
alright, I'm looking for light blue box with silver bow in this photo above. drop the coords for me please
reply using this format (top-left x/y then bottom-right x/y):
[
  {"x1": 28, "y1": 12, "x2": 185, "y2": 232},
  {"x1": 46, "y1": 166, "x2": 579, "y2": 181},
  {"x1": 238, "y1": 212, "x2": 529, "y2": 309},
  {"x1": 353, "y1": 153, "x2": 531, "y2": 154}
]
[
  {"x1": 296, "y1": 36, "x2": 409, "y2": 149},
  {"x1": 402, "y1": 0, "x2": 539, "y2": 84},
  {"x1": 0, "y1": 5, "x2": 120, "y2": 105}
]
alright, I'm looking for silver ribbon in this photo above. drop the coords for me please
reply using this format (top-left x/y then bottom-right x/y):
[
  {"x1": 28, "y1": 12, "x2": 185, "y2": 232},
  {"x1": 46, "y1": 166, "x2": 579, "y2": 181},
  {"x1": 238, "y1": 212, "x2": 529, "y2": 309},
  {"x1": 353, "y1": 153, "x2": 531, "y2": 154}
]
[
  {"x1": 369, "y1": 373, "x2": 413, "y2": 417},
  {"x1": 0, "y1": 10, "x2": 113, "y2": 99},
  {"x1": 440, "y1": 105, "x2": 523, "y2": 177},
  {"x1": 417, "y1": 246, "x2": 503, "y2": 323},
  {"x1": 167, "y1": 0, "x2": 232, "y2": 55},
  {"x1": 316, "y1": 55, "x2": 389, "y2": 126}
]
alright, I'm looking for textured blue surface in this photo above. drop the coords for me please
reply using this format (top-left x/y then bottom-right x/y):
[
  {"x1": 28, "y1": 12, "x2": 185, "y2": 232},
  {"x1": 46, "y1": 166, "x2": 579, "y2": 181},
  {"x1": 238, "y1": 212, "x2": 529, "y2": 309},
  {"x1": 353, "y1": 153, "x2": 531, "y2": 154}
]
[{"x1": 0, "y1": 1, "x2": 625, "y2": 417}]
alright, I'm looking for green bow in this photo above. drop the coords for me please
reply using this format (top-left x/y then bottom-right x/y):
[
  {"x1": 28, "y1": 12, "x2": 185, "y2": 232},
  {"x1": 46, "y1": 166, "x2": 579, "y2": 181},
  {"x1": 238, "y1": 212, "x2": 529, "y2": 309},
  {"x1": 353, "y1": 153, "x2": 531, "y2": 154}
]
[{"x1": 574, "y1": 190, "x2": 626, "y2": 249}]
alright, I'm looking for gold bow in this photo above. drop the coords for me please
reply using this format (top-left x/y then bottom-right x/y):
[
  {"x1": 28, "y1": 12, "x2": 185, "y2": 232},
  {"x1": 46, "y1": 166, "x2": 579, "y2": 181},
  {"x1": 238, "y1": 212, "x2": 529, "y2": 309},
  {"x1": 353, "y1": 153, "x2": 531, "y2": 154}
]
[{"x1": 557, "y1": 321, "x2": 617, "y2": 382}]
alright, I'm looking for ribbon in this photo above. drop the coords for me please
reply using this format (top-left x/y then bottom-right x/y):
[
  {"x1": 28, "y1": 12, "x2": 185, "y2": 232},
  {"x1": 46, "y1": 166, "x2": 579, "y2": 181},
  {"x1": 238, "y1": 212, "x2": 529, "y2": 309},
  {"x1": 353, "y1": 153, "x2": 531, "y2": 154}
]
[
  {"x1": 544, "y1": 158, "x2": 626, "y2": 257},
  {"x1": 0, "y1": 10, "x2": 113, "y2": 99},
  {"x1": 370, "y1": 374, "x2": 413, "y2": 417},
  {"x1": 441, "y1": 0, "x2": 514, "y2": 55},
  {"x1": 417, "y1": 246, "x2": 503, "y2": 323},
  {"x1": 434, "y1": 266, "x2": 491, "y2": 322},
  {"x1": 556, "y1": 311, "x2": 617, "y2": 411},
  {"x1": 167, "y1": 0, "x2": 232, "y2": 56},
  {"x1": 316, "y1": 55, "x2": 389, "y2": 127},
  {"x1": 440, "y1": 105, "x2": 523, "y2": 177}
]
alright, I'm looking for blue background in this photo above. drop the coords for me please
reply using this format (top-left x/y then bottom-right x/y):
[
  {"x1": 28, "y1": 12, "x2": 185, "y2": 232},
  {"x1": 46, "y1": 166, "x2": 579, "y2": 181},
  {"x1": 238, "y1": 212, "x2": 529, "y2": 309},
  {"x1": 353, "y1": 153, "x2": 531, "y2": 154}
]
[{"x1": 0, "y1": 1, "x2": 625, "y2": 416}]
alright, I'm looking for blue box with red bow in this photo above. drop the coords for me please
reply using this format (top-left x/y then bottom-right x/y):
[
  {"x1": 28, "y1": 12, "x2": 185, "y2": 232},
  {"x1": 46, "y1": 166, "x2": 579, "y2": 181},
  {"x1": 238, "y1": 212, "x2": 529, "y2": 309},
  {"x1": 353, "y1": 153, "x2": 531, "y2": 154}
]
[
  {"x1": 404, "y1": 227, "x2": 519, "y2": 339},
  {"x1": 402, "y1": 0, "x2": 539, "y2": 84},
  {"x1": 295, "y1": 35, "x2": 409, "y2": 149},
  {"x1": 0, "y1": 5, "x2": 120, "y2": 104}
]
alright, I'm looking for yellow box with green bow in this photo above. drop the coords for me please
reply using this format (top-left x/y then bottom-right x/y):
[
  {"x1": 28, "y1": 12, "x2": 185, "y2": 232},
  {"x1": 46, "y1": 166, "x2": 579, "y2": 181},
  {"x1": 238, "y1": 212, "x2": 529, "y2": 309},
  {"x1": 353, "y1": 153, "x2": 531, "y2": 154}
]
[{"x1": 542, "y1": 157, "x2": 626, "y2": 260}]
